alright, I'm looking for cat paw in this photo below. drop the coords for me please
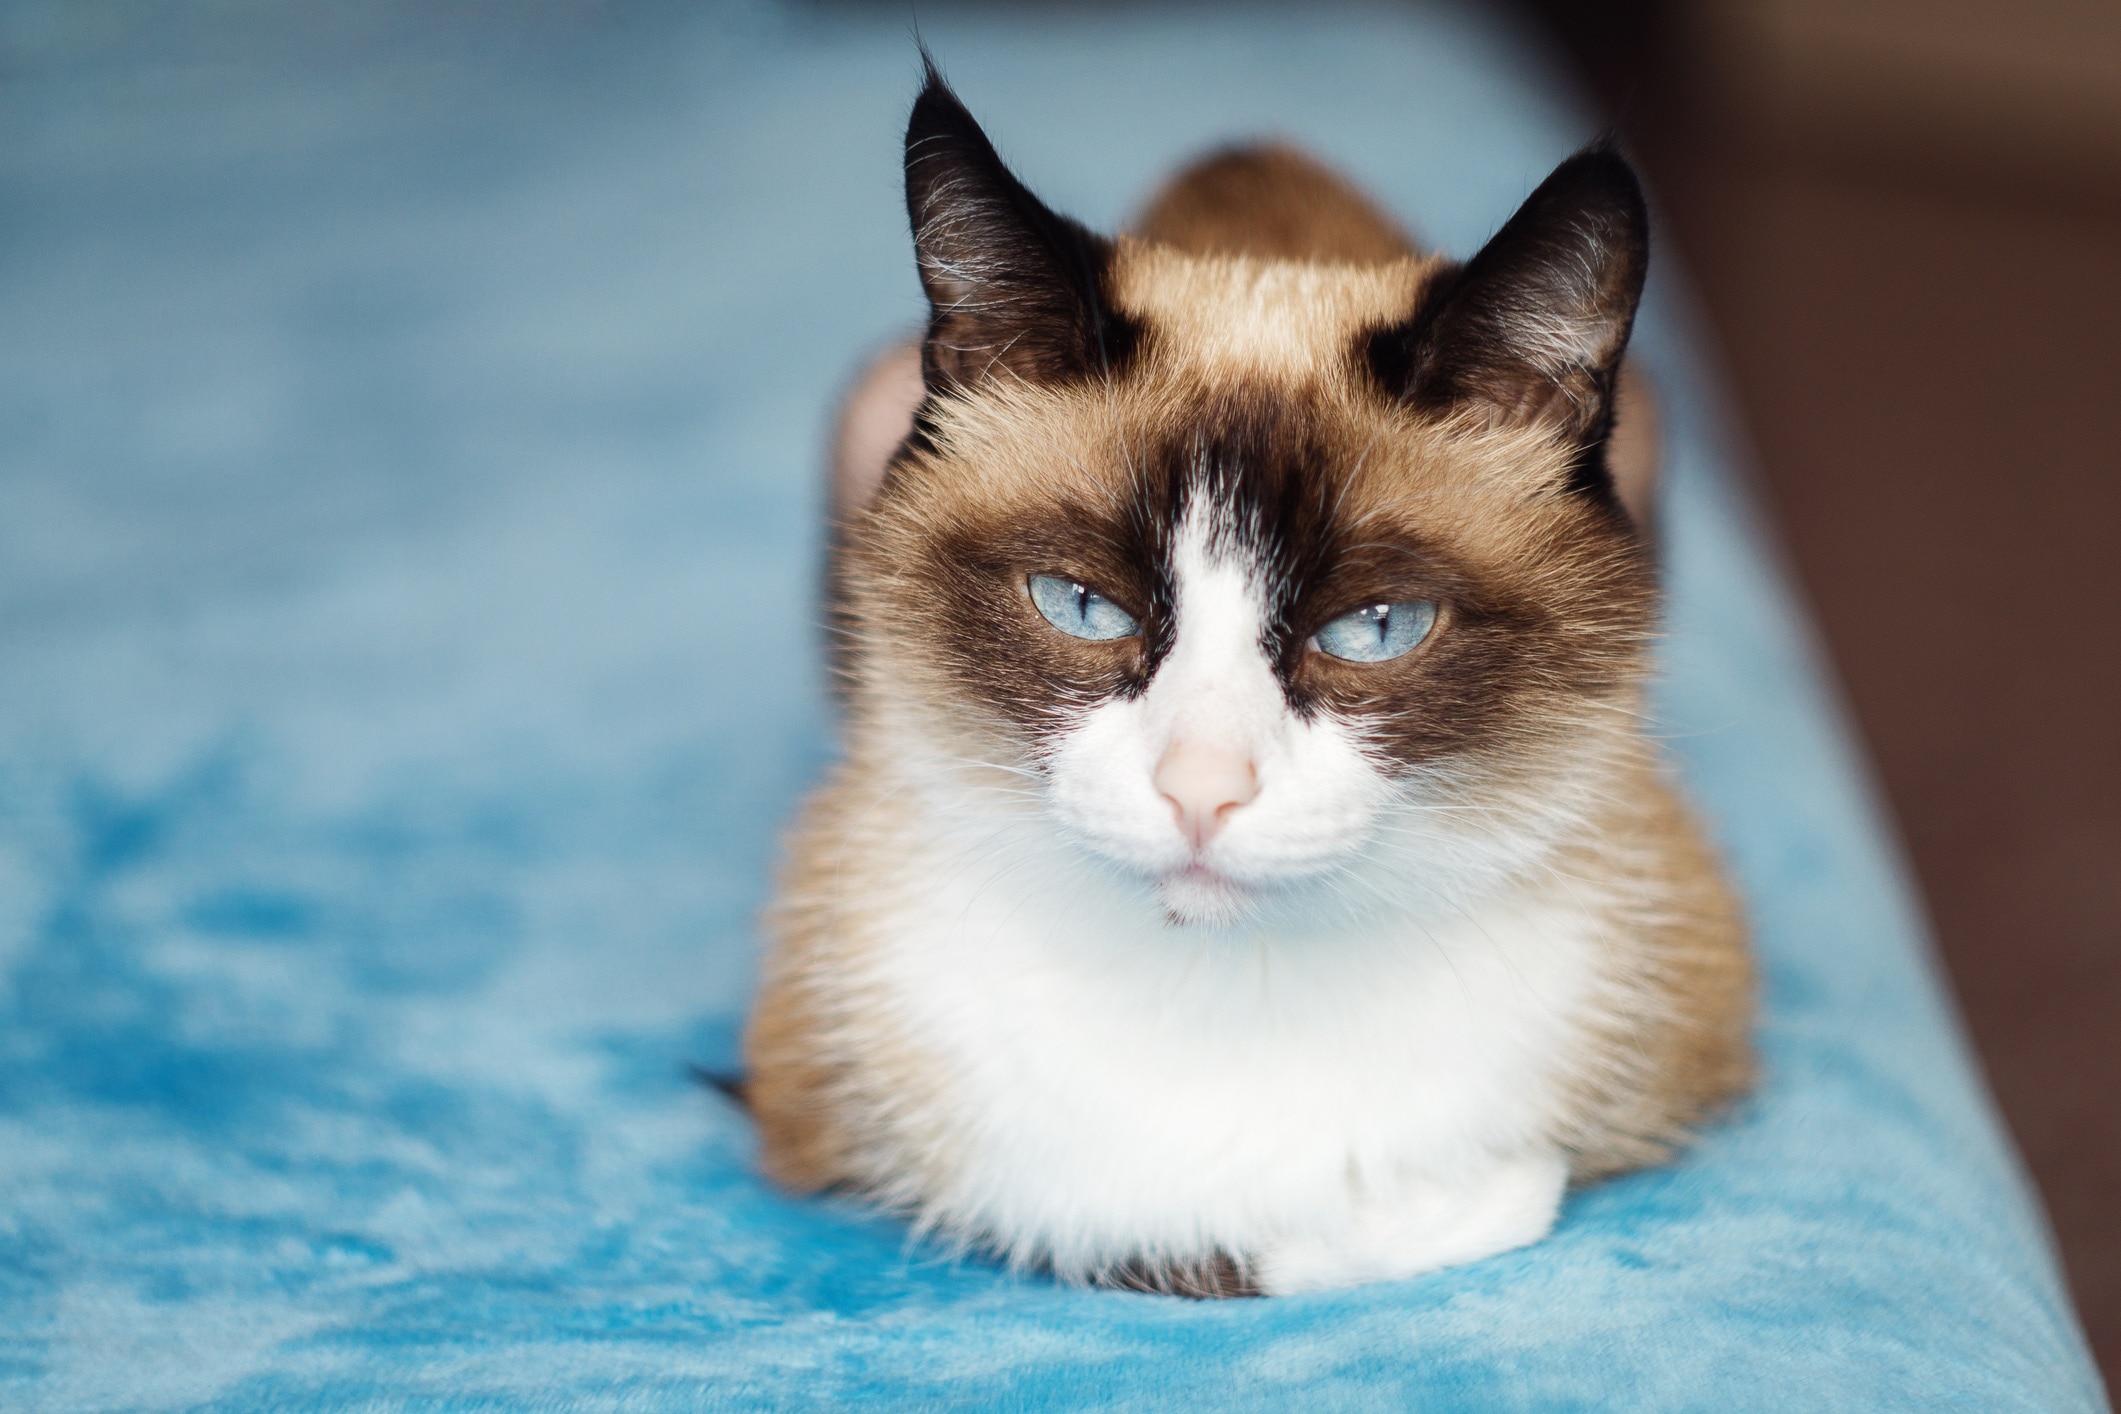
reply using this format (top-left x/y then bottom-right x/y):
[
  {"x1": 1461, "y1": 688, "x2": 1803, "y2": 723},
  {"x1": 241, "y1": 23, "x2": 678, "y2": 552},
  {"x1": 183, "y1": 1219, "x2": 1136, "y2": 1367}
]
[{"x1": 1253, "y1": 1151, "x2": 1568, "y2": 1295}]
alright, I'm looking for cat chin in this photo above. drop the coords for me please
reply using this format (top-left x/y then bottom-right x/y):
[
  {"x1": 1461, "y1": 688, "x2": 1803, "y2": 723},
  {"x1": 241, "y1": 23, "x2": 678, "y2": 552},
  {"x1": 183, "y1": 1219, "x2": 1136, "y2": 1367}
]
[{"x1": 1153, "y1": 864, "x2": 1258, "y2": 928}]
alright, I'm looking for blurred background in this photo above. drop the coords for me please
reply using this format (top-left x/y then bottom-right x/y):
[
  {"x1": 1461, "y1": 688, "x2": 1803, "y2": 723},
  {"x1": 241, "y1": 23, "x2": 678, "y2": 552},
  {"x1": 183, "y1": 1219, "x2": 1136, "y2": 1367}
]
[{"x1": 1502, "y1": 0, "x2": 2118, "y2": 1379}]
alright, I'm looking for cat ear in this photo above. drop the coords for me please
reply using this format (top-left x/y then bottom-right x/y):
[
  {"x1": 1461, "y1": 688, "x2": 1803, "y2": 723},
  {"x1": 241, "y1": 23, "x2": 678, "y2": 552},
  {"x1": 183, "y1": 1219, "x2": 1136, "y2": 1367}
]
[
  {"x1": 1370, "y1": 145, "x2": 1648, "y2": 481},
  {"x1": 904, "y1": 64, "x2": 1134, "y2": 393}
]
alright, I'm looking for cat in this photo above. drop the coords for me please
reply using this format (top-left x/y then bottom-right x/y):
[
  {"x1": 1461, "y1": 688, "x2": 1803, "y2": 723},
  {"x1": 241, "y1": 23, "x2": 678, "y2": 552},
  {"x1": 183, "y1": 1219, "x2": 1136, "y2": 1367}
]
[{"x1": 742, "y1": 65, "x2": 1753, "y2": 1299}]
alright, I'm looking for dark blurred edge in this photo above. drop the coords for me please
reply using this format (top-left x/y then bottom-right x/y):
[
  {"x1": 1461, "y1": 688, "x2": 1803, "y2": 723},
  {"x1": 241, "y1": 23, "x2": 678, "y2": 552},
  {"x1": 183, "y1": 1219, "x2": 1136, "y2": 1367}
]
[{"x1": 1524, "y1": 0, "x2": 2121, "y2": 1390}]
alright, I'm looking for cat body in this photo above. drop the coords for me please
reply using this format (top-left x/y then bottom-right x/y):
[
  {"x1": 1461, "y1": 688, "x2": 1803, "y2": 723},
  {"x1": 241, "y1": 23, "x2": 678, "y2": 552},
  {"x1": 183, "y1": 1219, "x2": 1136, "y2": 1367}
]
[{"x1": 746, "y1": 73, "x2": 1751, "y2": 1297}]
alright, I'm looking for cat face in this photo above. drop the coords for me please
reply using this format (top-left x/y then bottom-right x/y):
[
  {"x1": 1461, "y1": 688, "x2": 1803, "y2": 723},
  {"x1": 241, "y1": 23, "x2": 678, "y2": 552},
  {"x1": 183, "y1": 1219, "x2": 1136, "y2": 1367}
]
[{"x1": 843, "y1": 72, "x2": 1655, "y2": 927}]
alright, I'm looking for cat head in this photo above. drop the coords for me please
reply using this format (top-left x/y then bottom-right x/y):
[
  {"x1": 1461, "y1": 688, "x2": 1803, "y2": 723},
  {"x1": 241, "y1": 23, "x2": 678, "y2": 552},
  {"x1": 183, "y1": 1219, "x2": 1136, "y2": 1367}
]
[{"x1": 842, "y1": 71, "x2": 1657, "y2": 928}]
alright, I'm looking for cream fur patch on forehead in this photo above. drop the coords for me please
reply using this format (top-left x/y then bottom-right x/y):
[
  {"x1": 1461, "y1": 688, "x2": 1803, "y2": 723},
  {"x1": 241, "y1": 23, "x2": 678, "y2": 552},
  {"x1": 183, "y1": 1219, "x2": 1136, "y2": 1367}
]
[
  {"x1": 1110, "y1": 238, "x2": 1435, "y2": 382},
  {"x1": 906, "y1": 379, "x2": 1143, "y2": 516}
]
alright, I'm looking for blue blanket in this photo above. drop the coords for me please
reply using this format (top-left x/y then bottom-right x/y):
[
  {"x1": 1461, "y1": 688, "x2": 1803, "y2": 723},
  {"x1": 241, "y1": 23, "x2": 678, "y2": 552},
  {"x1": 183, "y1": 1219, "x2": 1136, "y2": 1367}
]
[{"x1": 0, "y1": 2, "x2": 2104, "y2": 1407}]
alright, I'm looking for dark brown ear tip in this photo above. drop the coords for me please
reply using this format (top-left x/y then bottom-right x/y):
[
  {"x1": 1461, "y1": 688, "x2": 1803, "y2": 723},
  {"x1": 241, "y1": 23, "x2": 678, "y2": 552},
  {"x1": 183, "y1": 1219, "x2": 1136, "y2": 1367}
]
[
  {"x1": 896, "y1": 59, "x2": 1135, "y2": 388},
  {"x1": 1539, "y1": 145, "x2": 1650, "y2": 243},
  {"x1": 913, "y1": 41, "x2": 951, "y2": 109},
  {"x1": 903, "y1": 65, "x2": 1004, "y2": 247},
  {"x1": 905, "y1": 54, "x2": 981, "y2": 165},
  {"x1": 1554, "y1": 137, "x2": 1638, "y2": 186}
]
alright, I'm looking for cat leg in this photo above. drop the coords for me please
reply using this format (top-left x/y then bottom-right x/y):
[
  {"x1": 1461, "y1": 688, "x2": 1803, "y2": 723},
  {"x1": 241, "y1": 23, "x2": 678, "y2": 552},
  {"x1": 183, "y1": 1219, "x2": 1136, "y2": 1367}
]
[
  {"x1": 1609, "y1": 360, "x2": 1660, "y2": 529},
  {"x1": 829, "y1": 339, "x2": 923, "y2": 523},
  {"x1": 1253, "y1": 1150, "x2": 1568, "y2": 1295}
]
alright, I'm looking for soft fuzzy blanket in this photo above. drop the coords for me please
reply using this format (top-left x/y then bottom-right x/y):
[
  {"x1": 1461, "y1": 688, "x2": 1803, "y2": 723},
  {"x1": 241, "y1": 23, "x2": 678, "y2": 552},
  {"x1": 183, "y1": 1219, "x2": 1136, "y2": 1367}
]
[{"x1": 0, "y1": 1, "x2": 2103, "y2": 1408}]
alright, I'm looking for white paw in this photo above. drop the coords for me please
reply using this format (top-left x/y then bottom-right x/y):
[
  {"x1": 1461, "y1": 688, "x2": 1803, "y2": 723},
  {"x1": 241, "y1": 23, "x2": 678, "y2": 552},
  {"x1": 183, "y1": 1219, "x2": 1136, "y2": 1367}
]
[{"x1": 1253, "y1": 1151, "x2": 1568, "y2": 1295}]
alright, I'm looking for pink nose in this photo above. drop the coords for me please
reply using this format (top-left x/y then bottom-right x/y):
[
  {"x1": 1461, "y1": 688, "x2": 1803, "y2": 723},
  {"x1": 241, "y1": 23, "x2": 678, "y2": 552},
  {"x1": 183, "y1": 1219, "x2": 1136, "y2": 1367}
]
[{"x1": 1154, "y1": 741, "x2": 1259, "y2": 849}]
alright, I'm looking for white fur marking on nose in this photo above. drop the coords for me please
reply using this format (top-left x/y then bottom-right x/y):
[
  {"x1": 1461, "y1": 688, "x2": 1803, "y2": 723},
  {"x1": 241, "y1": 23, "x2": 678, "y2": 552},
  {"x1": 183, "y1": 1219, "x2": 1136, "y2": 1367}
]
[{"x1": 1143, "y1": 501, "x2": 1285, "y2": 826}]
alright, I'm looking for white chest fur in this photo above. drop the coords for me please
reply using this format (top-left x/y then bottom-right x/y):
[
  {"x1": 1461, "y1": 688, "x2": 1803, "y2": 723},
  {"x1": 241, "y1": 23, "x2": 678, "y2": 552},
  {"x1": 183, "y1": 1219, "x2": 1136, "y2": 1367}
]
[{"x1": 850, "y1": 807, "x2": 1603, "y2": 1289}]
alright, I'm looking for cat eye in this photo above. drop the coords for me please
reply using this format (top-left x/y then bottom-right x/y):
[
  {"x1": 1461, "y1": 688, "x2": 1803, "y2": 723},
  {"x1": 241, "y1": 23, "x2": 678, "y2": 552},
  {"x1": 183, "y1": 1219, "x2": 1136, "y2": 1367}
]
[
  {"x1": 1029, "y1": 574, "x2": 1139, "y2": 641},
  {"x1": 1311, "y1": 600, "x2": 1438, "y2": 663}
]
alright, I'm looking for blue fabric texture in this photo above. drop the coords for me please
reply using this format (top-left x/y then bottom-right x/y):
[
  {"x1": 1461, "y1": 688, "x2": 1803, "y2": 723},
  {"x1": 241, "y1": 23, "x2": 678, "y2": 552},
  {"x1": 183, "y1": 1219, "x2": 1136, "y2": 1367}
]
[{"x1": 0, "y1": 3, "x2": 2105, "y2": 1408}]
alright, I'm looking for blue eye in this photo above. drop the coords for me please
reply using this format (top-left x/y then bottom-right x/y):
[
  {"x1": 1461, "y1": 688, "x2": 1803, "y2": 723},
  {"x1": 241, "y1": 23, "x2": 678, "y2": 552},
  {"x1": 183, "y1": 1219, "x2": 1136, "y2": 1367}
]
[
  {"x1": 1312, "y1": 600, "x2": 1437, "y2": 662},
  {"x1": 1029, "y1": 574, "x2": 1139, "y2": 641}
]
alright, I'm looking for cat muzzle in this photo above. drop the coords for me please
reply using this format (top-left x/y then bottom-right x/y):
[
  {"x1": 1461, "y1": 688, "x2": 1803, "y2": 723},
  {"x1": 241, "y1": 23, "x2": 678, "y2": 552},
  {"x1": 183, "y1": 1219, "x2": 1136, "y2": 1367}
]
[{"x1": 1153, "y1": 740, "x2": 1259, "y2": 850}]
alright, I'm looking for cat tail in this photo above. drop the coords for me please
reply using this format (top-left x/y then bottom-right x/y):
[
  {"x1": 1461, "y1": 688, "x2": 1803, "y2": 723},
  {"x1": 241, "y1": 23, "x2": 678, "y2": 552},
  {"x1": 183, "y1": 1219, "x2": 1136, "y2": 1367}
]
[{"x1": 688, "y1": 1062, "x2": 752, "y2": 1110}]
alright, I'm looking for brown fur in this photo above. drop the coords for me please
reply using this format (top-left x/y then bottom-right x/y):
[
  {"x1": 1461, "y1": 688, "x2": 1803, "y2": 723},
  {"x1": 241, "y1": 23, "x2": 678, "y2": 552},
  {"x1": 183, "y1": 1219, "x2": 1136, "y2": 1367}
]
[
  {"x1": 753, "y1": 125, "x2": 1753, "y2": 1292},
  {"x1": 1560, "y1": 752, "x2": 1757, "y2": 1178},
  {"x1": 751, "y1": 738, "x2": 1008, "y2": 1199},
  {"x1": 1133, "y1": 143, "x2": 1416, "y2": 264}
]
